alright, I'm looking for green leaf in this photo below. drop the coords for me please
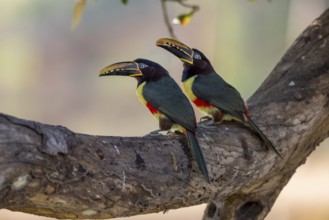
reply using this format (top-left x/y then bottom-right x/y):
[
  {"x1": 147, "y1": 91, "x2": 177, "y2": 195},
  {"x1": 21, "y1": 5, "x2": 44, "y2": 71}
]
[
  {"x1": 172, "y1": 12, "x2": 193, "y2": 26},
  {"x1": 121, "y1": 0, "x2": 128, "y2": 5}
]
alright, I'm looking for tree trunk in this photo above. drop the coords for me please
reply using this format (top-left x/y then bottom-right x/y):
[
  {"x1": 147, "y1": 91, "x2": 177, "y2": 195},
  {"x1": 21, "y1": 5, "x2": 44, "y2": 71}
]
[{"x1": 1, "y1": 8, "x2": 329, "y2": 220}]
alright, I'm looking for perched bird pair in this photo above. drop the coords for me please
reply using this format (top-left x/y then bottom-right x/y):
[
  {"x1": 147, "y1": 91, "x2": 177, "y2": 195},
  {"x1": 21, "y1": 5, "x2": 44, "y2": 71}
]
[{"x1": 99, "y1": 38, "x2": 282, "y2": 184}]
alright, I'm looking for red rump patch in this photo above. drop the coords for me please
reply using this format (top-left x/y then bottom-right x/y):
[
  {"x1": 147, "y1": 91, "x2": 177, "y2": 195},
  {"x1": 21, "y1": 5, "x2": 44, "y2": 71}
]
[
  {"x1": 193, "y1": 98, "x2": 212, "y2": 108},
  {"x1": 146, "y1": 102, "x2": 160, "y2": 115}
]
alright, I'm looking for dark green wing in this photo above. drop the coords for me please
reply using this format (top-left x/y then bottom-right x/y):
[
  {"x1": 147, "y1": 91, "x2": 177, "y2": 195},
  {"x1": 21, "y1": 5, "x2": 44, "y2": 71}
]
[
  {"x1": 192, "y1": 72, "x2": 246, "y2": 120},
  {"x1": 143, "y1": 76, "x2": 196, "y2": 132}
]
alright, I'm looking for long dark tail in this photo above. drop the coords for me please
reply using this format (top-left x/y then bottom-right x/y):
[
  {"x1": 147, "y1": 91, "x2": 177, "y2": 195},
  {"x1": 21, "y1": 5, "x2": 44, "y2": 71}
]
[
  {"x1": 186, "y1": 130, "x2": 210, "y2": 183},
  {"x1": 248, "y1": 118, "x2": 282, "y2": 158}
]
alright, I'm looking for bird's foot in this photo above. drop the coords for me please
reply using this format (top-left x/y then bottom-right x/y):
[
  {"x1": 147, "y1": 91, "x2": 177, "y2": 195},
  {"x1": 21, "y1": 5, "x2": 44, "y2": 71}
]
[
  {"x1": 165, "y1": 130, "x2": 183, "y2": 135},
  {"x1": 200, "y1": 118, "x2": 227, "y2": 128},
  {"x1": 149, "y1": 129, "x2": 163, "y2": 136},
  {"x1": 199, "y1": 116, "x2": 212, "y2": 122},
  {"x1": 173, "y1": 130, "x2": 183, "y2": 135},
  {"x1": 204, "y1": 120, "x2": 219, "y2": 127}
]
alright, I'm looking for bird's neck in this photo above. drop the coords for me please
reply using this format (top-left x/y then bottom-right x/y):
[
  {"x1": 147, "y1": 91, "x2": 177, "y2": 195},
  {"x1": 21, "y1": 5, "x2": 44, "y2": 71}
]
[
  {"x1": 182, "y1": 70, "x2": 196, "y2": 82},
  {"x1": 136, "y1": 77, "x2": 145, "y2": 87},
  {"x1": 136, "y1": 74, "x2": 168, "y2": 87},
  {"x1": 182, "y1": 64, "x2": 214, "y2": 82}
]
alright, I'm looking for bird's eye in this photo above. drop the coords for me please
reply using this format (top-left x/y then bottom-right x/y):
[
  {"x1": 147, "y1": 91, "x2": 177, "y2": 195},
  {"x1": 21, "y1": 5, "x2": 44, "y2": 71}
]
[
  {"x1": 139, "y1": 63, "x2": 148, "y2": 69},
  {"x1": 194, "y1": 53, "x2": 202, "y2": 60}
]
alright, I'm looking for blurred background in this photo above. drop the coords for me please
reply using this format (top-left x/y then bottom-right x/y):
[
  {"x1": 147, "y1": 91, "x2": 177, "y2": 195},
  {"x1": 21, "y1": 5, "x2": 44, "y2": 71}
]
[{"x1": 0, "y1": 0, "x2": 329, "y2": 219}]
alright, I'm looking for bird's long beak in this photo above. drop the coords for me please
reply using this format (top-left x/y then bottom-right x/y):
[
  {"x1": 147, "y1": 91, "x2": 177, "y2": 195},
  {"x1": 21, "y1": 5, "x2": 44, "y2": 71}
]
[
  {"x1": 156, "y1": 38, "x2": 194, "y2": 64},
  {"x1": 99, "y1": 61, "x2": 143, "y2": 77}
]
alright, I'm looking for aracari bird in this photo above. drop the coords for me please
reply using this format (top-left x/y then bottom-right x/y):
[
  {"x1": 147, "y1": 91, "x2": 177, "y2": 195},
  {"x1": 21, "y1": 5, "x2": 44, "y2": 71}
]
[
  {"x1": 156, "y1": 38, "x2": 281, "y2": 158},
  {"x1": 99, "y1": 58, "x2": 211, "y2": 182}
]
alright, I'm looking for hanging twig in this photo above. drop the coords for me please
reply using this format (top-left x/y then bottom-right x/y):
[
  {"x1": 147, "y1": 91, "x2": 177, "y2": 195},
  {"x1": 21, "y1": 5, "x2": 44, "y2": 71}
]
[
  {"x1": 161, "y1": 0, "x2": 200, "y2": 39},
  {"x1": 161, "y1": 0, "x2": 177, "y2": 39}
]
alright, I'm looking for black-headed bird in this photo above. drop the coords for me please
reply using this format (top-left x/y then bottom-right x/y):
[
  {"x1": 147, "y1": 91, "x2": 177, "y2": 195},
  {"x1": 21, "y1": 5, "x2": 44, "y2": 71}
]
[
  {"x1": 99, "y1": 58, "x2": 210, "y2": 182},
  {"x1": 156, "y1": 38, "x2": 282, "y2": 158}
]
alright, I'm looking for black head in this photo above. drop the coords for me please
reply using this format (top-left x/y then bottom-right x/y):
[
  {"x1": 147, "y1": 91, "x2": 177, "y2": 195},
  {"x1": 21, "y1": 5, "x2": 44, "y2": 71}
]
[
  {"x1": 99, "y1": 58, "x2": 168, "y2": 81},
  {"x1": 133, "y1": 58, "x2": 169, "y2": 83},
  {"x1": 186, "y1": 48, "x2": 214, "y2": 74},
  {"x1": 156, "y1": 38, "x2": 214, "y2": 77}
]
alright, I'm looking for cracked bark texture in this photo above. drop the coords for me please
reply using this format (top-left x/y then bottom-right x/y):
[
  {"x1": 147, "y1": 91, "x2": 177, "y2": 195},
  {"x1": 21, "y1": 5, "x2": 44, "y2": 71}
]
[{"x1": 1, "y1": 9, "x2": 329, "y2": 220}]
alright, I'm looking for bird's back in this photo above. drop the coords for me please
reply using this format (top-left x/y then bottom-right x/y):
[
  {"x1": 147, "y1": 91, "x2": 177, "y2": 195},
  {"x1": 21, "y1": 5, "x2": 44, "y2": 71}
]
[
  {"x1": 142, "y1": 76, "x2": 197, "y2": 132},
  {"x1": 192, "y1": 72, "x2": 246, "y2": 120}
]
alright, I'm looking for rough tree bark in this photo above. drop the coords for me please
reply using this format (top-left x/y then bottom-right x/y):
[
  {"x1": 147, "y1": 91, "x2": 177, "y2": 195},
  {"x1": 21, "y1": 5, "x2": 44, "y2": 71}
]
[{"x1": 1, "y1": 9, "x2": 329, "y2": 220}]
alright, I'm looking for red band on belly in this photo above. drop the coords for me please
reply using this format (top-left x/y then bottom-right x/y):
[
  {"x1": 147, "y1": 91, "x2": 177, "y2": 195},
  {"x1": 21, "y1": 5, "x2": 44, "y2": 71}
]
[
  {"x1": 146, "y1": 102, "x2": 160, "y2": 115},
  {"x1": 193, "y1": 98, "x2": 212, "y2": 108}
]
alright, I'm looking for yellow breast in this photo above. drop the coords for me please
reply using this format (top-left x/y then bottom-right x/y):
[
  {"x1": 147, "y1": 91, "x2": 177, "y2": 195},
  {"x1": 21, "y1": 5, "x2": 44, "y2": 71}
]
[
  {"x1": 136, "y1": 81, "x2": 166, "y2": 121},
  {"x1": 136, "y1": 81, "x2": 147, "y2": 105},
  {"x1": 182, "y1": 75, "x2": 198, "y2": 101},
  {"x1": 182, "y1": 75, "x2": 214, "y2": 115}
]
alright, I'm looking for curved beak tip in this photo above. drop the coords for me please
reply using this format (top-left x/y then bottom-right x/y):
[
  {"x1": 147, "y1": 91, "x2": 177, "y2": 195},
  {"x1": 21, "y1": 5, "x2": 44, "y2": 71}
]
[
  {"x1": 156, "y1": 38, "x2": 194, "y2": 64},
  {"x1": 98, "y1": 62, "x2": 143, "y2": 77},
  {"x1": 99, "y1": 65, "x2": 114, "y2": 77},
  {"x1": 99, "y1": 71, "x2": 108, "y2": 77},
  {"x1": 156, "y1": 38, "x2": 169, "y2": 46}
]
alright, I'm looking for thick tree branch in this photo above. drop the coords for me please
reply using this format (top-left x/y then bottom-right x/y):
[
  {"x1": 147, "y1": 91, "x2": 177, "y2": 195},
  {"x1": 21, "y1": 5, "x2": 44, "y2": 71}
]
[{"x1": 1, "y1": 9, "x2": 329, "y2": 220}]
